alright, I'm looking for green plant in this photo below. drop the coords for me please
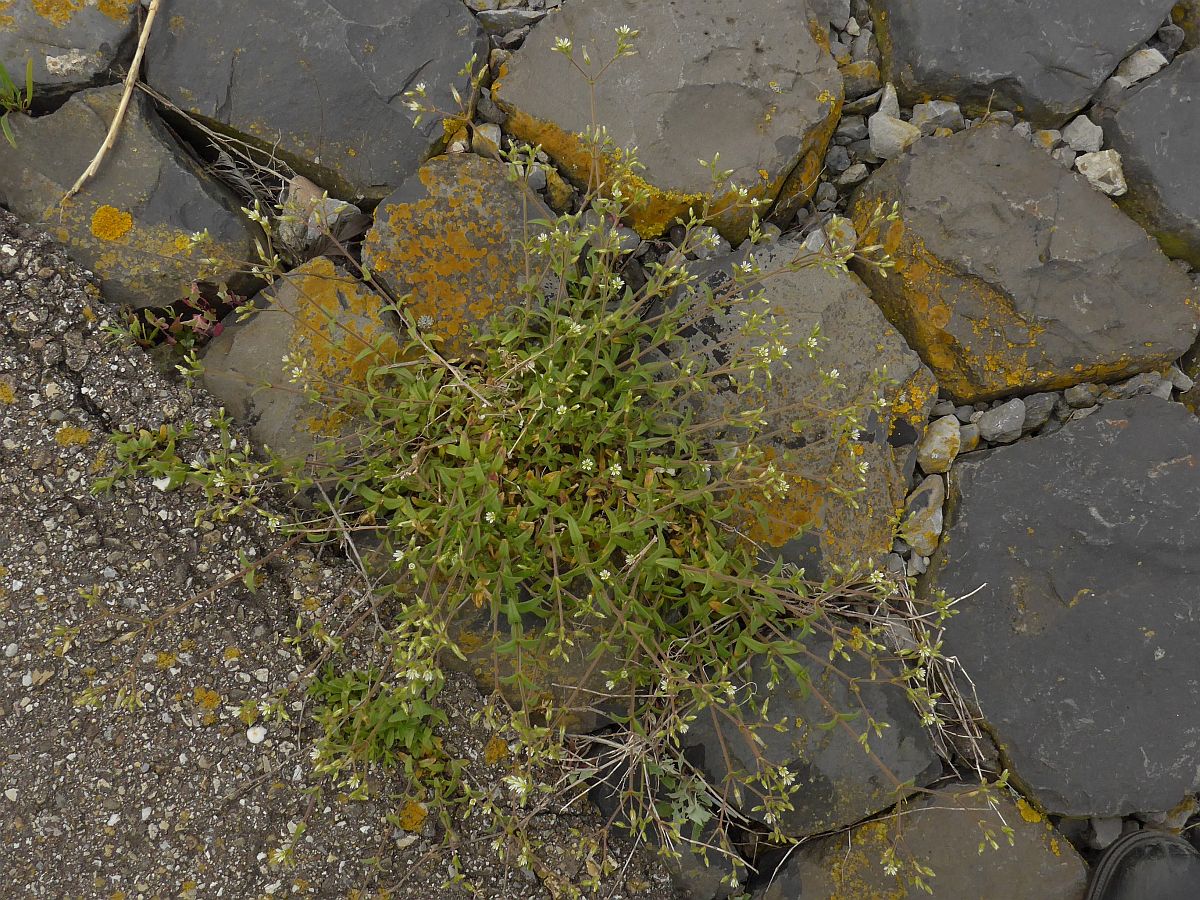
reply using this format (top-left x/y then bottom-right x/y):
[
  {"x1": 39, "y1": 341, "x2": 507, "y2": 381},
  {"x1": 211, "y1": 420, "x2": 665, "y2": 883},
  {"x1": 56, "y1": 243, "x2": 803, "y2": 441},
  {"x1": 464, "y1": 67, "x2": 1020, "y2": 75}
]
[
  {"x1": 0, "y1": 58, "x2": 33, "y2": 148},
  {"x1": 91, "y1": 30, "x2": 1009, "y2": 896}
]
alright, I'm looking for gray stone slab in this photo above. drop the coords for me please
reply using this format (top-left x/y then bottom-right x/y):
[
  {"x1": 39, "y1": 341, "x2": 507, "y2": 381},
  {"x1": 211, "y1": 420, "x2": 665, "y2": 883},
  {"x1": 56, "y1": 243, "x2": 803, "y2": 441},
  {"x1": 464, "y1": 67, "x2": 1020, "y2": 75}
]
[
  {"x1": 144, "y1": 0, "x2": 487, "y2": 201},
  {"x1": 0, "y1": 85, "x2": 258, "y2": 309},
  {"x1": 870, "y1": 0, "x2": 1175, "y2": 126},
  {"x1": 0, "y1": 0, "x2": 136, "y2": 98},
  {"x1": 492, "y1": 0, "x2": 843, "y2": 242},
  {"x1": 849, "y1": 124, "x2": 1198, "y2": 403},
  {"x1": 928, "y1": 398, "x2": 1200, "y2": 816},
  {"x1": 1096, "y1": 49, "x2": 1200, "y2": 267}
]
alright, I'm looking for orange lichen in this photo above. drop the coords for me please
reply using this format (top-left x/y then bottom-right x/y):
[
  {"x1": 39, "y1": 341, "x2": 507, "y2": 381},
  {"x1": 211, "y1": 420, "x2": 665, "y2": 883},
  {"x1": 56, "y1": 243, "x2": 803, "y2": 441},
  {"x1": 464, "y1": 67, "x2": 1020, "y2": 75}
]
[
  {"x1": 54, "y1": 424, "x2": 91, "y2": 447},
  {"x1": 31, "y1": 0, "x2": 83, "y2": 26},
  {"x1": 90, "y1": 205, "x2": 133, "y2": 241},
  {"x1": 491, "y1": 84, "x2": 839, "y2": 243},
  {"x1": 1016, "y1": 797, "x2": 1043, "y2": 823},
  {"x1": 363, "y1": 156, "x2": 537, "y2": 352},
  {"x1": 483, "y1": 735, "x2": 509, "y2": 765},
  {"x1": 278, "y1": 257, "x2": 399, "y2": 437},
  {"x1": 851, "y1": 197, "x2": 1178, "y2": 402},
  {"x1": 96, "y1": 0, "x2": 133, "y2": 21},
  {"x1": 192, "y1": 686, "x2": 221, "y2": 710},
  {"x1": 397, "y1": 800, "x2": 428, "y2": 832}
]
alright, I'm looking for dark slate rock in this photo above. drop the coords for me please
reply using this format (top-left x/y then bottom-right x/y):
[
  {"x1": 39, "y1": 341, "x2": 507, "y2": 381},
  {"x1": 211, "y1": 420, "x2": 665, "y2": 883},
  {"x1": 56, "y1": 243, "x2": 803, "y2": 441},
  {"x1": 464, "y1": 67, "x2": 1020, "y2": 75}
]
[
  {"x1": 682, "y1": 620, "x2": 941, "y2": 837},
  {"x1": 491, "y1": 0, "x2": 843, "y2": 243},
  {"x1": 361, "y1": 153, "x2": 550, "y2": 356},
  {"x1": 203, "y1": 257, "x2": 398, "y2": 460},
  {"x1": 0, "y1": 85, "x2": 258, "y2": 309},
  {"x1": 849, "y1": 124, "x2": 1199, "y2": 404},
  {"x1": 870, "y1": 0, "x2": 1175, "y2": 126},
  {"x1": 0, "y1": 0, "x2": 136, "y2": 98},
  {"x1": 144, "y1": 0, "x2": 487, "y2": 201},
  {"x1": 928, "y1": 398, "x2": 1200, "y2": 817},
  {"x1": 1095, "y1": 49, "x2": 1200, "y2": 267},
  {"x1": 754, "y1": 784, "x2": 1088, "y2": 899},
  {"x1": 664, "y1": 236, "x2": 937, "y2": 573}
]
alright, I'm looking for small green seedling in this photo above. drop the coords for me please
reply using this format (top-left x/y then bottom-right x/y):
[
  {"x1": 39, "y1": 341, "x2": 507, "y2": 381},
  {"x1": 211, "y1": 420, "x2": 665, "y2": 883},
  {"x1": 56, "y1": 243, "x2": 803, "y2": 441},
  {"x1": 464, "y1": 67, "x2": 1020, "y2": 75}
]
[{"x1": 0, "y1": 58, "x2": 34, "y2": 148}]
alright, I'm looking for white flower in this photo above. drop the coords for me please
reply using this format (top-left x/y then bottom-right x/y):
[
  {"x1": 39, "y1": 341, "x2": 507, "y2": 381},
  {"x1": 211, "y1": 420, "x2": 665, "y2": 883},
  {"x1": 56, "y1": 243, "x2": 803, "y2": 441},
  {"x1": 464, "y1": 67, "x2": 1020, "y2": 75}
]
[
  {"x1": 608, "y1": 463, "x2": 622, "y2": 478},
  {"x1": 246, "y1": 726, "x2": 267, "y2": 745},
  {"x1": 503, "y1": 774, "x2": 532, "y2": 801},
  {"x1": 598, "y1": 569, "x2": 611, "y2": 582},
  {"x1": 417, "y1": 314, "x2": 434, "y2": 329},
  {"x1": 580, "y1": 457, "x2": 595, "y2": 473},
  {"x1": 392, "y1": 549, "x2": 405, "y2": 562},
  {"x1": 407, "y1": 562, "x2": 416, "y2": 571},
  {"x1": 827, "y1": 368, "x2": 840, "y2": 380},
  {"x1": 556, "y1": 405, "x2": 567, "y2": 416},
  {"x1": 554, "y1": 36, "x2": 573, "y2": 53},
  {"x1": 485, "y1": 511, "x2": 496, "y2": 524},
  {"x1": 569, "y1": 321, "x2": 584, "y2": 335}
]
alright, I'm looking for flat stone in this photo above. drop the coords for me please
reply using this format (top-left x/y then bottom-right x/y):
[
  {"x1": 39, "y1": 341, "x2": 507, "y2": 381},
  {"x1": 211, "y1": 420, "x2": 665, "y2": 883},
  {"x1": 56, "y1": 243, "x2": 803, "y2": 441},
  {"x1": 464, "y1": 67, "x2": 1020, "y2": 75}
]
[
  {"x1": 928, "y1": 398, "x2": 1200, "y2": 816},
  {"x1": 840, "y1": 59, "x2": 882, "y2": 98},
  {"x1": 1075, "y1": 149, "x2": 1128, "y2": 196},
  {"x1": 958, "y1": 421, "x2": 980, "y2": 452},
  {"x1": 668, "y1": 237, "x2": 937, "y2": 573},
  {"x1": 491, "y1": 0, "x2": 843, "y2": 243},
  {"x1": 809, "y1": 0, "x2": 852, "y2": 31},
  {"x1": 1064, "y1": 382, "x2": 1102, "y2": 407},
  {"x1": 870, "y1": 0, "x2": 1175, "y2": 126},
  {"x1": 203, "y1": 257, "x2": 399, "y2": 460},
  {"x1": 915, "y1": 415, "x2": 960, "y2": 473},
  {"x1": 145, "y1": 0, "x2": 487, "y2": 201},
  {"x1": 0, "y1": 85, "x2": 258, "y2": 309},
  {"x1": 1095, "y1": 49, "x2": 1200, "y2": 266},
  {"x1": 901, "y1": 474, "x2": 943, "y2": 556},
  {"x1": 682, "y1": 620, "x2": 940, "y2": 838},
  {"x1": 868, "y1": 112, "x2": 922, "y2": 159},
  {"x1": 1033, "y1": 128, "x2": 1063, "y2": 150},
  {"x1": 911, "y1": 100, "x2": 965, "y2": 134},
  {"x1": 362, "y1": 154, "x2": 550, "y2": 355},
  {"x1": 849, "y1": 124, "x2": 1198, "y2": 403},
  {"x1": 1113, "y1": 47, "x2": 1170, "y2": 86},
  {"x1": 1061, "y1": 115, "x2": 1104, "y2": 153},
  {"x1": 977, "y1": 398, "x2": 1026, "y2": 444},
  {"x1": 0, "y1": 0, "x2": 136, "y2": 98},
  {"x1": 755, "y1": 784, "x2": 1088, "y2": 899},
  {"x1": 1021, "y1": 392, "x2": 1057, "y2": 432},
  {"x1": 475, "y1": 8, "x2": 545, "y2": 33}
]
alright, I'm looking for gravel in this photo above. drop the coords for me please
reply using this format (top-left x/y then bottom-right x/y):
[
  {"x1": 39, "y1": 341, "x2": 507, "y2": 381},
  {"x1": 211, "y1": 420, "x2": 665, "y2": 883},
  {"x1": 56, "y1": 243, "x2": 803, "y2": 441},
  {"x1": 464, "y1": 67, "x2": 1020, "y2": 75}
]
[{"x1": 0, "y1": 209, "x2": 675, "y2": 900}]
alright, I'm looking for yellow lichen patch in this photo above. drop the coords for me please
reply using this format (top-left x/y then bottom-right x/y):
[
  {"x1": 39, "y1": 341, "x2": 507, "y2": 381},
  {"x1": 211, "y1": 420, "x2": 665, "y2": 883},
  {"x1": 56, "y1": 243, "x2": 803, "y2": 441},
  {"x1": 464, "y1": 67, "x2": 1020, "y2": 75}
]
[
  {"x1": 851, "y1": 198, "x2": 1169, "y2": 402},
  {"x1": 281, "y1": 257, "x2": 400, "y2": 437},
  {"x1": 483, "y1": 735, "x2": 509, "y2": 765},
  {"x1": 31, "y1": 0, "x2": 83, "y2": 27},
  {"x1": 1016, "y1": 797, "x2": 1043, "y2": 823},
  {"x1": 397, "y1": 800, "x2": 427, "y2": 832},
  {"x1": 0, "y1": 379, "x2": 14, "y2": 404},
  {"x1": 54, "y1": 424, "x2": 91, "y2": 447},
  {"x1": 0, "y1": 0, "x2": 13, "y2": 29},
  {"x1": 363, "y1": 155, "x2": 540, "y2": 352},
  {"x1": 192, "y1": 686, "x2": 221, "y2": 710},
  {"x1": 492, "y1": 95, "x2": 831, "y2": 244},
  {"x1": 90, "y1": 205, "x2": 133, "y2": 242},
  {"x1": 96, "y1": 0, "x2": 133, "y2": 21}
]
